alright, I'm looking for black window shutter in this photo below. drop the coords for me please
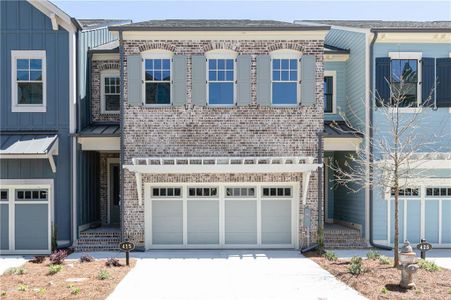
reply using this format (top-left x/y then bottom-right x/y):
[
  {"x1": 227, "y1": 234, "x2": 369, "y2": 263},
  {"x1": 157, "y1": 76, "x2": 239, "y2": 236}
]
[
  {"x1": 421, "y1": 57, "x2": 435, "y2": 106},
  {"x1": 375, "y1": 57, "x2": 391, "y2": 107},
  {"x1": 436, "y1": 58, "x2": 451, "y2": 107}
]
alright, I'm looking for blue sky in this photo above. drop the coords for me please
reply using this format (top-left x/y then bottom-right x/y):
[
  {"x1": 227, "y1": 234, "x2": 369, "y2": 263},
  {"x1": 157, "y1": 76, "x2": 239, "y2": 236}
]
[{"x1": 53, "y1": 1, "x2": 450, "y2": 22}]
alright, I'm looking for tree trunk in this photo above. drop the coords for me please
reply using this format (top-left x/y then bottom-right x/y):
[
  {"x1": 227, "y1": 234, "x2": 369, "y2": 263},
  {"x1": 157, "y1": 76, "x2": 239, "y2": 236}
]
[{"x1": 393, "y1": 188, "x2": 399, "y2": 267}]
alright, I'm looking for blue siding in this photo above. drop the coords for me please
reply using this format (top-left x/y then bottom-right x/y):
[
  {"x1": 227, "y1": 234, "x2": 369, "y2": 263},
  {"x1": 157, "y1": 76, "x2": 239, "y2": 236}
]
[
  {"x1": 324, "y1": 62, "x2": 346, "y2": 121},
  {"x1": 406, "y1": 200, "x2": 421, "y2": 243},
  {"x1": 0, "y1": 0, "x2": 73, "y2": 242},
  {"x1": 425, "y1": 200, "x2": 439, "y2": 243},
  {"x1": 442, "y1": 200, "x2": 451, "y2": 243}
]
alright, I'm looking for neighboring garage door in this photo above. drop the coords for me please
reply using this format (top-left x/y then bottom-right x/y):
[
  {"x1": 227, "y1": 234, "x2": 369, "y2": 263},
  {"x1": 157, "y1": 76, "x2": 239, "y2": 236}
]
[
  {"x1": 388, "y1": 186, "x2": 451, "y2": 247},
  {"x1": 145, "y1": 184, "x2": 297, "y2": 249},
  {"x1": 0, "y1": 183, "x2": 51, "y2": 254}
]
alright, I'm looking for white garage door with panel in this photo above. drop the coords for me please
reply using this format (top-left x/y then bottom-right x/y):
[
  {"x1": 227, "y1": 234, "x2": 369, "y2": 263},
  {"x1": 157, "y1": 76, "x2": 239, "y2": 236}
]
[{"x1": 145, "y1": 183, "x2": 299, "y2": 249}]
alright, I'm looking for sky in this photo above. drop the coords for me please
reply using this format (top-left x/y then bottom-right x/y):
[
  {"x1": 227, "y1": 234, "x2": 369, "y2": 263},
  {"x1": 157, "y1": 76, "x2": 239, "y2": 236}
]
[{"x1": 53, "y1": 0, "x2": 451, "y2": 22}]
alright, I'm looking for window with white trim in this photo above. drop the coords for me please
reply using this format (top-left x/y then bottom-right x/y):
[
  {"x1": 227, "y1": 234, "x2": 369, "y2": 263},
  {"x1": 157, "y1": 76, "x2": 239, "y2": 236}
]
[
  {"x1": 101, "y1": 70, "x2": 120, "y2": 114},
  {"x1": 143, "y1": 52, "x2": 172, "y2": 105},
  {"x1": 188, "y1": 187, "x2": 218, "y2": 197},
  {"x1": 225, "y1": 187, "x2": 256, "y2": 197},
  {"x1": 324, "y1": 71, "x2": 336, "y2": 113},
  {"x1": 206, "y1": 50, "x2": 236, "y2": 105},
  {"x1": 262, "y1": 187, "x2": 292, "y2": 197},
  {"x1": 426, "y1": 187, "x2": 451, "y2": 197},
  {"x1": 388, "y1": 52, "x2": 422, "y2": 107},
  {"x1": 15, "y1": 189, "x2": 48, "y2": 201},
  {"x1": 11, "y1": 50, "x2": 46, "y2": 112},
  {"x1": 270, "y1": 50, "x2": 301, "y2": 105},
  {"x1": 152, "y1": 187, "x2": 181, "y2": 197},
  {"x1": 390, "y1": 188, "x2": 419, "y2": 197},
  {"x1": 0, "y1": 190, "x2": 8, "y2": 202}
]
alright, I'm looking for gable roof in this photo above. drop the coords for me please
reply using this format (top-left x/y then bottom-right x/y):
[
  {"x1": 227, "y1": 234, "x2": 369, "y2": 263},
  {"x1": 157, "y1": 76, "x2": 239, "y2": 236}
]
[
  {"x1": 297, "y1": 20, "x2": 451, "y2": 32},
  {"x1": 27, "y1": 0, "x2": 79, "y2": 32},
  {"x1": 110, "y1": 19, "x2": 330, "y2": 31}
]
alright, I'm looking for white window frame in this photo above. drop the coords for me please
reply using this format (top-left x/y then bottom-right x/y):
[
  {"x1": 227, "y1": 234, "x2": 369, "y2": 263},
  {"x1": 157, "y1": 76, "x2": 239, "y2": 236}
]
[
  {"x1": 388, "y1": 52, "x2": 422, "y2": 111},
  {"x1": 323, "y1": 70, "x2": 337, "y2": 114},
  {"x1": 11, "y1": 50, "x2": 47, "y2": 112},
  {"x1": 141, "y1": 50, "x2": 174, "y2": 107},
  {"x1": 205, "y1": 49, "x2": 238, "y2": 107},
  {"x1": 270, "y1": 49, "x2": 302, "y2": 106},
  {"x1": 100, "y1": 70, "x2": 120, "y2": 114}
]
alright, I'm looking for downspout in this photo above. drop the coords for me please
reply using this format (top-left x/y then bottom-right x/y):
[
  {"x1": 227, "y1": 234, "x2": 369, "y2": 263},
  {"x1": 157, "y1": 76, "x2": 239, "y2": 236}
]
[
  {"x1": 119, "y1": 31, "x2": 125, "y2": 244},
  {"x1": 369, "y1": 30, "x2": 392, "y2": 250},
  {"x1": 301, "y1": 130, "x2": 323, "y2": 253}
]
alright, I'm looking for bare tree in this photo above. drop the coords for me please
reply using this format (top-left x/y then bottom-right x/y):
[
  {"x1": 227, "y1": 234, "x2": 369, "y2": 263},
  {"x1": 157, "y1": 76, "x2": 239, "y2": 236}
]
[{"x1": 329, "y1": 73, "x2": 444, "y2": 267}]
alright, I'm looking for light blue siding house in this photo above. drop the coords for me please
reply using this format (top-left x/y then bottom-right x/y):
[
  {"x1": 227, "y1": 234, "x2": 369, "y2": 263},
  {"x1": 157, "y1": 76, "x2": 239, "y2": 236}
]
[{"x1": 299, "y1": 20, "x2": 451, "y2": 248}]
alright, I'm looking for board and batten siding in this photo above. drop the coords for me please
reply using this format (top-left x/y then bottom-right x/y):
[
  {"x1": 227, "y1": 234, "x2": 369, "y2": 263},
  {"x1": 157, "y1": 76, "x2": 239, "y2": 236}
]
[
  {"x1": 324, "y1": 61, "x2": 347, "y2": 121},
  {"x1": 325, "y1": 29, "x2": 367, "y2": 131},
  {"x1": 0, "y1": 0, "x2": 72, "y2": 242}
]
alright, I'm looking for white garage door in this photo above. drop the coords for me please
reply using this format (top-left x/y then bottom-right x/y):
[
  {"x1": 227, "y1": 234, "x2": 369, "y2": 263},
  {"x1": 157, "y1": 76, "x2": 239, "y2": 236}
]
[{"x1": 145, "y1": 184, "x2": 298, "y2": 249}]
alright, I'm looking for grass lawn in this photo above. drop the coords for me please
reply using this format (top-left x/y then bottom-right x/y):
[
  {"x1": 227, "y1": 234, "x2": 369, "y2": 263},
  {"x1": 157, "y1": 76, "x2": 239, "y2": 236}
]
[
  {"x1": 305, "y1": 251, "x2": 451, "y2": 300},
  {"x1": 0, "y1": 257, "x2": 135, "y2": 299}
]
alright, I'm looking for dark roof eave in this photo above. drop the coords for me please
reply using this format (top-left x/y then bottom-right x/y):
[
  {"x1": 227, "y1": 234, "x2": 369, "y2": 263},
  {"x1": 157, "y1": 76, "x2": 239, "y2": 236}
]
[
  {"x1": 324, "y1": 50, "x2": 350, "y2": 54},
  {"x1": 371, "y1": 28, "x2": 451, "y2": 33},
  {"x1": 89, "y1": 48, "x2": 120, "y2": 54},
  {"x1": 109, "y1": 25, "x2": 331, "y2": 32}
]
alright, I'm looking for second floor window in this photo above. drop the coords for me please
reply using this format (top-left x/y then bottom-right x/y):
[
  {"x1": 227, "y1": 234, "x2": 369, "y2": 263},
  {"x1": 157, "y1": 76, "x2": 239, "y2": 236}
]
[
  {"x1": 101, "y1": 71, "x2": 120, "y2": 113},
  {"x1": 208, "y1": 59, "x2": 234, "y2": 105},
  {"x1": 11, "y1": 50, "x2": 46, "y2": 112},
  {"x1": 324, "y1": 76, "x2": 333, "y2": 113},
  {"x1": 390, "y1": 59, "x2": 418, "y2": 107},
  {"x1": 145, "y1": 58, "x2": 171, "y2": 105},
  {"x1": 272, "y1": 59, "x2": 298, "y2": 105}
]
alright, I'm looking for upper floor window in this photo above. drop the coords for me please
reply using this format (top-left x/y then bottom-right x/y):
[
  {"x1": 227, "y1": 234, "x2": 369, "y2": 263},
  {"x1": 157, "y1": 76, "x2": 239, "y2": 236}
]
[
  {"x1": 206, "y1": 50, "x2": 237, "y2": 105},
  {"x1": 143, "y1": 50, "x2": 172, "y2": 105},
  {"x1": 389, "y1": 52, "x2": 421, "y2": 107},
  {"x1": 270, "y1": 50, "x2": 301, "y2": 105},
  {"x1": 11, "y1": 50, "x2": 46, "y2": 112},
  {"x1": 101, "y1": 70, "x2": 120, "y2": 114},
  {"x1": 324, "y1": 71, "x2": 336, "y2": 113}
]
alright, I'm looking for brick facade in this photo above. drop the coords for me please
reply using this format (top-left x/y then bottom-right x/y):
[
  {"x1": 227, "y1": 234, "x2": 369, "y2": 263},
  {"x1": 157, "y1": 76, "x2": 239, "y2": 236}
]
[
  {"x1": 121, "y1": 39, "x2": 325, "y2": 249},
  {"x1": 91, "y1": 60, "x2": 120, "y2": 123}
]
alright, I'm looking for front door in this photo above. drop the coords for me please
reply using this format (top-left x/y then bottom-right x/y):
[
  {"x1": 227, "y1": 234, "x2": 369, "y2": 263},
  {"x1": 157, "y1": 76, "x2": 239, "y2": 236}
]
[{"x1": 109, "y1": 163, "x2": 120, "y2": 225}]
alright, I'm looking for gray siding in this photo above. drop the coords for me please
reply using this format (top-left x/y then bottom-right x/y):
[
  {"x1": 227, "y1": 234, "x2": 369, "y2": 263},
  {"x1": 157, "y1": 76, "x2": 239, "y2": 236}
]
[
  {"x1": 0, "y1": 205, "x2": 8, "y2": 250},
  {"x1": 15, "y1": 204, "x2": 48, "y2": 250}
]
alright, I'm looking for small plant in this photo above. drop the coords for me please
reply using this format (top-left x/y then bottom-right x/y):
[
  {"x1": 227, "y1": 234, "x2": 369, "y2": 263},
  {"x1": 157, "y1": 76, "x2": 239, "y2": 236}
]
[
  {"x1": 448, "y1": 289, "x2": 451, "y2": 294},
  {"x1": 48, "y1": 264, "x2": 63, "y2": 275},
  {"x1": 418, "y1": 259, "x2": 441, "y2": 272},
  {"x1": 49, "y1": 249, "x2": 67, "y2": 264},
  {"x1": 38, "y1": 288, "x2": 46, "y2": 296},
  {"x1": 1, "y1": 291, "x2": 6, "y2": 297},
  {"x1": 105, "y1": 257, "x2": 122, "y2": 267},
  {"x1": 17, "y1": 284, "x2": 28, "y2": 292},
  {"x1": 323, "y1": 250, "x2": 338, "y2": 262},
  {"x1": 98, "y1": 269, "x2": 110, "y2": 280},
  {"x1": 348, "y1": 256, "x2": 364, "y2": 275},
  {"x1": 366, "y1": 250, "x2": 381, "y2": 260},
  {"x1": 30, "y1": 256, "x2": 46, "y2": 264},
  {"x1": 380, "y1": 287, "x2": 388, "y2": 294},
  {"x1": 70, "y1": 287, "x2": 81, "y2": 295},
  {"x1": 378, "y1": 255, "x2": 391, "y2": 265},
  {"x1": 4, "y1": 267, "x2": 25, "y2": 275},
  {"x1": 80, "y1": 254, "x2": 95, "y2": 263}
]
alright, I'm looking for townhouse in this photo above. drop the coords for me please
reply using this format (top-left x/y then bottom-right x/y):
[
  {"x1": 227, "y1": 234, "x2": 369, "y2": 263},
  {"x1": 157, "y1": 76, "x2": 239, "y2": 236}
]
[{"x1": 298, "y1": 20, "x2": 451, "y2": 248}]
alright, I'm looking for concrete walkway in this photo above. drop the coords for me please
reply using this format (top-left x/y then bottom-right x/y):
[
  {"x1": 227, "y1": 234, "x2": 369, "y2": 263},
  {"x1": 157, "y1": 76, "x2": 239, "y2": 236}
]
[
  {"x1": 70, "y1": 250, "x2": 366, "y2": 300},
  {"x1": 0, "y1": 256, "x2": 26, "y2": 275},
  {"x1": 333, "y1": 249, "x2": 451, "y2": 270}
]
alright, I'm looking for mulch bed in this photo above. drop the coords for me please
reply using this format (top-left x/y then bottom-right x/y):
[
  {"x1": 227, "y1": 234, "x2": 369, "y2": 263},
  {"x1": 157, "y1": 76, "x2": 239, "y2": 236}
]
[
  {"x1": 0, "y1": 258, "x2": 135, "y2": 300},
  {"x1": 305, "y1": 251, "x2": 451, "y2": 300}
]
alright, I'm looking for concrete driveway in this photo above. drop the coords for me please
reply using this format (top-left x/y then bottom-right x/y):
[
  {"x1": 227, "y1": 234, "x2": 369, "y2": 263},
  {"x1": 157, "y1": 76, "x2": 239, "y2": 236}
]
[
  {"x1": 86, "y1": 250, "x2": 366, "y2": 300},
  {"x1": 0, "y1": 256, "x2": 26, "y2": 275}
]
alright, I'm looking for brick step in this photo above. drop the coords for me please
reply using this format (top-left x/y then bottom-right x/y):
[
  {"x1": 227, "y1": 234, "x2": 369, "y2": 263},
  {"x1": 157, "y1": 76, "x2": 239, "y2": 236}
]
[
  {"x1": 79, "y1": 233, "x2": 121, "y2": 238},
  {"x1": 77, "y1": 237, "x2": 121, "y2": 242}
]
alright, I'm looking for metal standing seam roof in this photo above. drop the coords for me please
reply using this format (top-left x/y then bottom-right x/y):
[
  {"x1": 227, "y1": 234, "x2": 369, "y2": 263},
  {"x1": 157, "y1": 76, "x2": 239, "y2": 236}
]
[
  {"x1": 109, "y1": 19, "x2": 330, "y2": 31},
  {"x1": 78, "y1": 124, "x2": 120, "y2": 137},
  {"x1": 324, "y1": 44, "x2": 350, "y2": 54},
  {"x1": 297, "y1": 20, "x2": 451, "y2": 32},
  {"x1": 0, "y1": 135, "x2": 58, "y2": 155},
  {"x1": 324, "y1": 121, "x2": 362, "y2": 138},
  {"x1": 77, "y1": 19, "x2": 132, "y2": 31}
]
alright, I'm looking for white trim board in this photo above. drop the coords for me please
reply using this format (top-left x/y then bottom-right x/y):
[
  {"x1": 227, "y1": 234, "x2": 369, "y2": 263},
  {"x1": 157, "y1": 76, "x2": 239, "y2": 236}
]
[{"x1": 78, "y1": 137, "x2": 120, "y2": 151}]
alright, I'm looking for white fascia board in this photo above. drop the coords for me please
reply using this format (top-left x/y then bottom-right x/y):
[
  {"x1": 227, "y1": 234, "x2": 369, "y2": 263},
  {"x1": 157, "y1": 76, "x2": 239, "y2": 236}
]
[
  {"x1": 376, "y1": 159, "x2": 451, "y2": 170},
  {"x1": 78, "y1": 137, "x2": 120, "y2": 151},
  {"x1": 124, "y1": 163, "x2": 322, "y2": 175},
  {"x1": 324, "y1": 54, "x2": 349, "y2": 62},
  {"x1": 377, "y1": 32, "x2": 451, "y2": 43},
  {"x1": 323, "y1": 137, "x2": 362, "y2": 152},
  {"x1": 27, "y1": 0, "x2": 77, "y2": 33},
  {"x1": 92, "y1": 53, "x2": 120, "y2": 61}
]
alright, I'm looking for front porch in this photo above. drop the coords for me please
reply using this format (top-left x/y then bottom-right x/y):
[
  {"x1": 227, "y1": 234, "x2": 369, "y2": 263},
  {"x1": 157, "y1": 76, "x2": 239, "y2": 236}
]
[{"x1": 73, "y1": 226, "x2": 121, "y2": 252}]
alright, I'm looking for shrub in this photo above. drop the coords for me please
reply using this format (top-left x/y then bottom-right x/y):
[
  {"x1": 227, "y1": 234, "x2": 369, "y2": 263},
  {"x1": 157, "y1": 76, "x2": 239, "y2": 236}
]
[
  {"x1": 366, "y1": 250, "x2": 381, "y2": 260},
  {"x1": 1, "y1": 291, "x2": 6, "y2": 296},
  {"x1": 17, "y1": 284, "x2": 28, "y2": 292},
  {"x1": 30, "y1": 256, "x2": 46, "y2": 264},
  {"x1": 48, "y1": 264, "x2": 63, "y2": 275},
  {"x1": 348, "y1": 256, "x2": 364, "y2": 275},
  {"x1": 105, "y1": 258, "x2": 122, "y2": 267},
  {"x1": 70, "y1": 287, "x2": 81, "y2": 295},
  {"x1": 49, "y1": 250, "x2": 67, "y2": 265},
  {"x1": 418, "y1": 259, "x2": 441, "y2": 272},
  {"x1": 98, "y1": 269, "x2": 110, "y2": 280},
  {"x1": 80, "y1": 254, "x2": 95, "y2": 263},
  {"x1": 380, "y1": 287, "x2": 388, "y2": 294},
  {"x1": 323, "y1": 250, "x2": 338, "y2": 262},
  {"x1": 4, "y1": 267, "x2": 25, "y2": 275},
  {"x1": 378, "y1": 255, "x2": 391, "y2": 265},
  {"x1": 448, "y1": 289, "x2": 451, "y2": 294},
  {"x1": 38, "y1": 288, "x2": 46, "y2": 296}
]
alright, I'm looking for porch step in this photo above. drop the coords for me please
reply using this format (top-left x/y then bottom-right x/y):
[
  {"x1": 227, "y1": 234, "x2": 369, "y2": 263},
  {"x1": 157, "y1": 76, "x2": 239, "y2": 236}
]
[
  {"x1": 74, "y1": 228, "x2": 122, "y2": 252},
  {"x1": 324, "y1": 224, "x2": 368, "y2": 249}
]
